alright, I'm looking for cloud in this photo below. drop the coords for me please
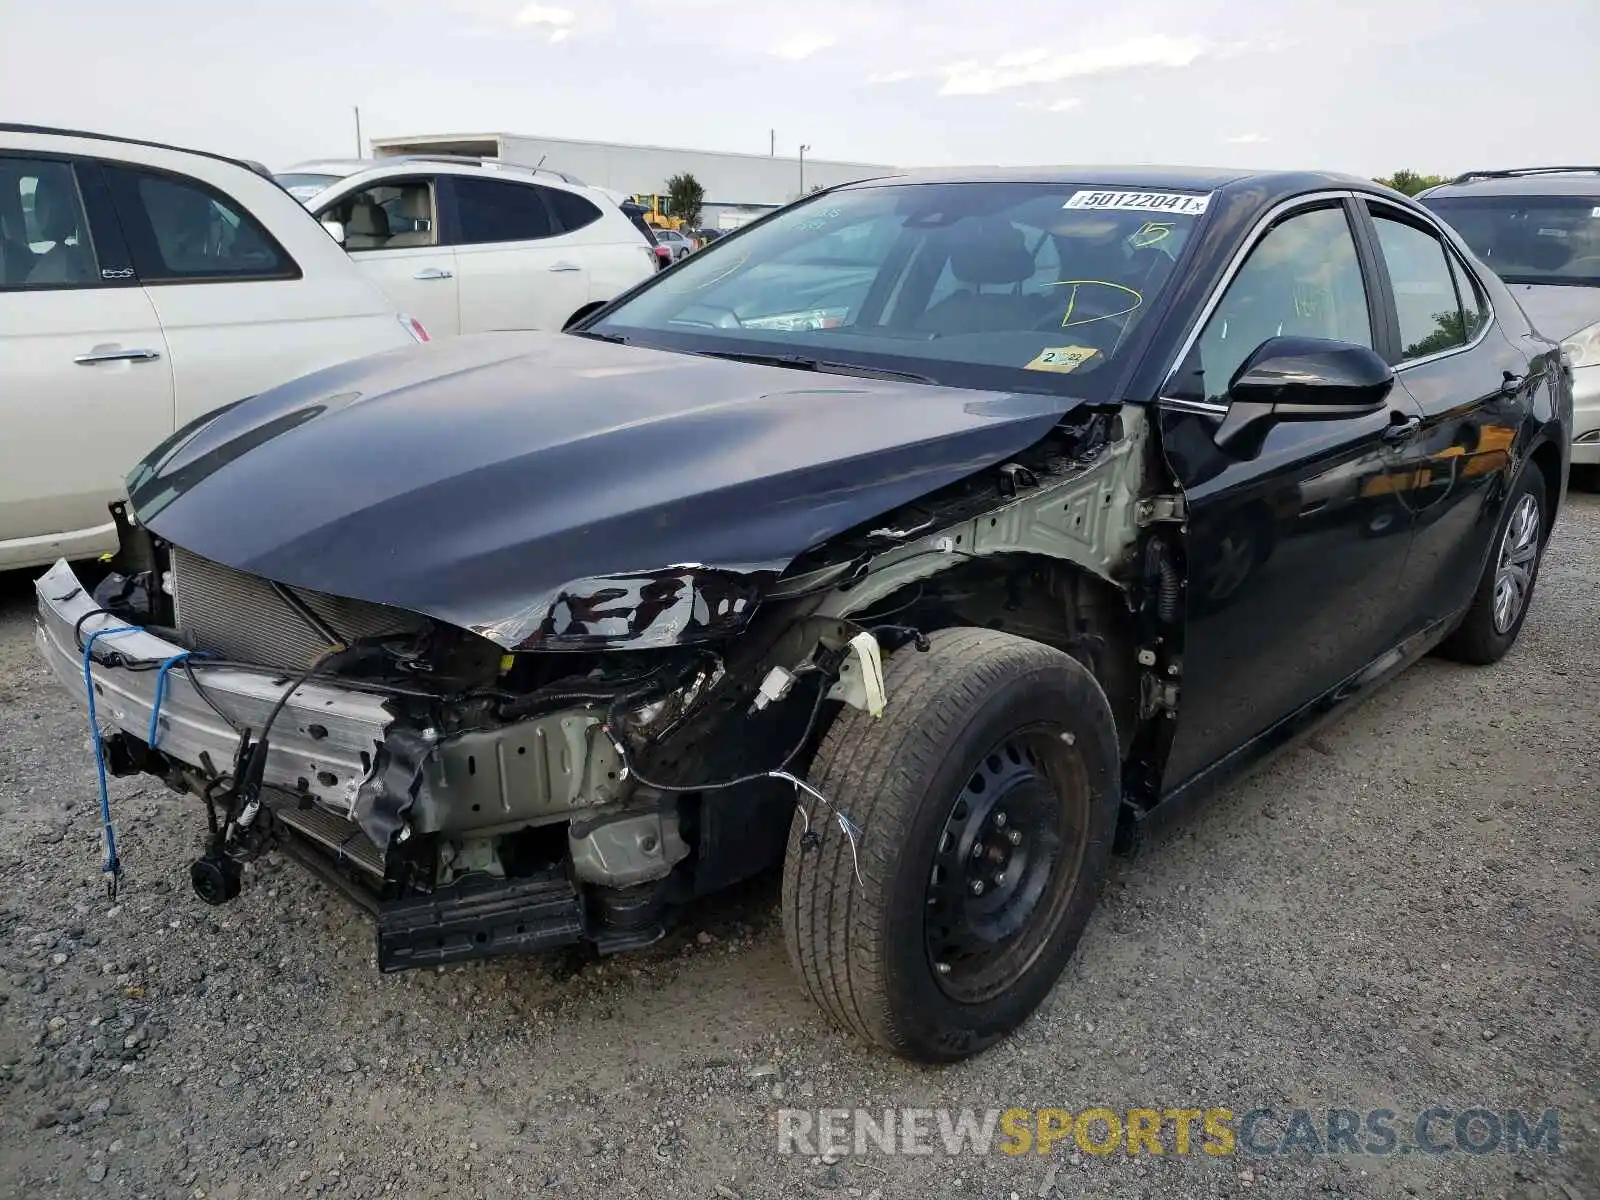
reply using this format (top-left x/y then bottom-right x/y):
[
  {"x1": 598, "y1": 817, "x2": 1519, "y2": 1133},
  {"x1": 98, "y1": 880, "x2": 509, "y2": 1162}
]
[
  {"x1": 1226, "y1": 132, "x2": 1269, "y2": 144},
  {"x1": 940, "y1": 35, "x2": 1210, "y2": 95},
  {"x1": 514, "y1": 3, "x2": 574, "y2": 28},
  {"x1": 770, "y1": 31, "x2": 837, "y2": 60},
  {"x1": 1015, "y1": 97, "x2": 1083, "y2": 112},
  {"x1": 867, "y1": 70, "x2": 914, "y2": 84}
]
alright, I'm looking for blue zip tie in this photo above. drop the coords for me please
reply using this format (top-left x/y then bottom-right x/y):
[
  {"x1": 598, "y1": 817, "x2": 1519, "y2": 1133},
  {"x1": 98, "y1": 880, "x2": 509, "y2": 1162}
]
[
  {"x1": 82, "y1": 625, "x2": 142, "y2": 897},
  {"x1": 147, "y1": 651, "x2": 194, "y2": 749}
]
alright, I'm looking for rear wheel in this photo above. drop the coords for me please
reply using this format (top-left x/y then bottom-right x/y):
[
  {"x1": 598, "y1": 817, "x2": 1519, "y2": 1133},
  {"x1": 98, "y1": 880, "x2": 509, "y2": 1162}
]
[
  {"x1": 781, "y1": 628, "x2": 1120, "y2": 1062},
  {"x1": 1436, "y1": 462, "x2": 1549, "y2": 665}
]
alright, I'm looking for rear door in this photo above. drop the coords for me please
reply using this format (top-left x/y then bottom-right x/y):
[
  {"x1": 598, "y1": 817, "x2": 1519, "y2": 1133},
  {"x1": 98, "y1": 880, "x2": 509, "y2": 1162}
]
[
  {"x1": 100, "y1": 161, "x2": 391, "y2": 427},
  {"x1": 1358, "y1": 200, "x2": 1531, "y2": 630},
  {"x1": 445, "y1": 176, "x2": 589, "y2": 332},
  {"x1": 312, "y1": 175, "x2": 461, "y2": 337},
  {"x1": 0, "y1": 154, "x2": 173, "y2": 566},
  {"x1": 1157, "y1": 197, "x2": 1423, "y2": 789}
]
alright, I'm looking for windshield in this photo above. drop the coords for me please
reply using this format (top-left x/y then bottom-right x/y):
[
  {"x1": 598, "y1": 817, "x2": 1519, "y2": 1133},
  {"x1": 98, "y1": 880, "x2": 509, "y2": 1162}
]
[
  {"x1": 274, "y1": 172, "x2": 342, "y2": 202},
  {"x1": 584, "y1": 181, "x2": 1207, "y2": 397},
  {"x1": 1424, "y1": 195, "x2": 1600, "y2": 287}
]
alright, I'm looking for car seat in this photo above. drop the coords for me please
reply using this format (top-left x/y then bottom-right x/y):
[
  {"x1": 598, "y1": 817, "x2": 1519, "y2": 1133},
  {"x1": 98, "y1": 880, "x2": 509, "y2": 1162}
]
[
  {"x1": 916, "y1": 219, "x2": 1049, "y2": 334},
  {"x1": 384, "y1": 189, "x2": 435, "y2": 248},
  {"x1": 343, "y1": 199, "x2": 391, "y2": 250},
  {"x1": 25, "y1": 175, "x2": 95, "y2": 286}
]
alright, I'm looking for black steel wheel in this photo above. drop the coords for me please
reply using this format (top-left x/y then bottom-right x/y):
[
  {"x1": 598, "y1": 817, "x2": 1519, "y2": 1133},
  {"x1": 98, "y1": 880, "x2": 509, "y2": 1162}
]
[{"x1": 782, "y1": 628, "x2": 1120, "y2": 1062}]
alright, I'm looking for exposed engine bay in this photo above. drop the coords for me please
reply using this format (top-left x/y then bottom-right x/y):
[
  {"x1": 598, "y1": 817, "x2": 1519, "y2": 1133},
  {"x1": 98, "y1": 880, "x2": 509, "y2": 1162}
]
[{"x1": 37, "y1": 402, "x2": 1179, "y2": 973}]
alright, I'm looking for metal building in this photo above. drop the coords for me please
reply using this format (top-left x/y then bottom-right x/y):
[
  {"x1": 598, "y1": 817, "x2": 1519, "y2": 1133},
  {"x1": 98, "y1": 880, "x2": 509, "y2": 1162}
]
[{"x1": 368, "y1": 131, "x2": 896, "y2": 228}]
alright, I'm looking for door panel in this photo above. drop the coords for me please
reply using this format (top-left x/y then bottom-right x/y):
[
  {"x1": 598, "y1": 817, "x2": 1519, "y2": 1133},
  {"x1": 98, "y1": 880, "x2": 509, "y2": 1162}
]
[
  {"x1": 1363, "y1": 204, "x2": 1530, "y2": 629},
  {"x1": 0, "y1": 287, "x2": 173, "y2": 561},
  {"x1": 347, "y1": 245, "x2": 460, "y2": 337},
  {"x1": 1158, "y1": 200, "x2": 1421, "y2": 790},
  {"x1": 454, "y1": 240, "x2": 589, "y2": 331}
]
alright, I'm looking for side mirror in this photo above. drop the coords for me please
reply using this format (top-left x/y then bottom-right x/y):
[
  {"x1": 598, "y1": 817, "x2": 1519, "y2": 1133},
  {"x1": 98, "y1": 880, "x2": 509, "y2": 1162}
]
[
  {"x1": 319, "y1": 218, "x2": 346, "y2": 246},
  {"x1": 1214, "y1": 336, "x2": 1394, "y2": 456}
]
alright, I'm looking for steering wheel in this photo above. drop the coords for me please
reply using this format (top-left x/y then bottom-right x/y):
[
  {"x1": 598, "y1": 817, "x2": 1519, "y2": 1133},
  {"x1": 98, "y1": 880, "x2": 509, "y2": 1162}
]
[{"x1": 1033, "y1": 279, "x2": 1145, "y2": 333}]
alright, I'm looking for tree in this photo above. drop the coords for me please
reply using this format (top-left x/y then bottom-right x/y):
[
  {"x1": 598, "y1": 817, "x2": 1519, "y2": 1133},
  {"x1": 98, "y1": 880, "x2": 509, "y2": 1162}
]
[
  {"x1": 1375, "y1": 169, "x2": 1448, "y2": 196},
  {"x1": 666, "y1": 173, "x2": 704, "y2": 229}
]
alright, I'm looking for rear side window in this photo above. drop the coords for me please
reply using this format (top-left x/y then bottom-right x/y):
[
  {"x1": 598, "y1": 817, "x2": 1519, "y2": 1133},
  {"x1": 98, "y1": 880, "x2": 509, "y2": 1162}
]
[
  {"x1": 453, "y1": 178, "x2": 553, "y2": 244},
  {"x1": 1447, "y1": 253, "x2": 1491, "y2": 341},
  {"x1": 1370, "y1": 212, "x2": 1468, "y2": 361},
  {"x1": 0, "y1": 157, "x2": 101, "y2": 290},
  {"x1": 546, "y1": 187, "x2": 601, "y2": 234},
  {"x1": 104, "y1": 165, "x2": 294, "y2": 282}
]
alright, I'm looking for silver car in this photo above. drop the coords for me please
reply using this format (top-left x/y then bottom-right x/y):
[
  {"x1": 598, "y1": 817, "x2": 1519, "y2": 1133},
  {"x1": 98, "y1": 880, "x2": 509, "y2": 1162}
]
[
  {"x1": 651, "y1": 227, "x2": 694, "y2": 260},
  {"x1": 1420, "y1": 168, "x2": 1600, "y2": 483}
]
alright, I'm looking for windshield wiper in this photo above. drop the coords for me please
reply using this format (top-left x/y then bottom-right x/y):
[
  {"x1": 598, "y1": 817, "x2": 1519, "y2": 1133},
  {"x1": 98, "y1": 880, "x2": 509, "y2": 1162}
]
[
  {"x1": 570, "y1": 329, "x2": 629, "y2": 344},
  {"x1": 693, "y1": 350, "x2": 937, "y2": 385}
]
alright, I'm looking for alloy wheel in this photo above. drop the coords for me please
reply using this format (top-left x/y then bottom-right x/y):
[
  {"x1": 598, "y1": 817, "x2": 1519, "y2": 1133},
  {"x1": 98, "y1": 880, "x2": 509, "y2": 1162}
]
[{"x1": 1492, "y1": 492, "x2": 1541, "y2": 634}]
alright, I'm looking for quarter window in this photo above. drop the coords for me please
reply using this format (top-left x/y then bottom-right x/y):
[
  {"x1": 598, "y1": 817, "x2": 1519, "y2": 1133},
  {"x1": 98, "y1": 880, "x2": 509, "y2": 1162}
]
[
  {"x1": 0, "y1": 158, "x2": 100, "y2": 289},
  {"x1": 1447, "y1": 252, "x2": 1490, "y2": 341},
  {"x1": 1192, "y1": 206, "x2": 1373, "y2": 401},
  {"x1": 104, "y1": 165, "x2": 290, "y2": 281},
  {"x1": 546, "y1": 187, "x2": 601, "y2": 234},
  {"x1": 453, "y1": 178, "x2": 554, "y2": 244},
  {"x1": 1370, "y1": 212, "x2": 1469, "y2": 361}
]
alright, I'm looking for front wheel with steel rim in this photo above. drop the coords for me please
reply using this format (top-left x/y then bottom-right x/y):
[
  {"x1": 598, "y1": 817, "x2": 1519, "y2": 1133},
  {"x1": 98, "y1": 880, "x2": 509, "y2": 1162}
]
[
  {"x1": 782, "y1": 628, "x2": 1121, "y2": 1062},
  {"x1": 1437, "y1": 461, "x2": 1550, "y2": 665}
]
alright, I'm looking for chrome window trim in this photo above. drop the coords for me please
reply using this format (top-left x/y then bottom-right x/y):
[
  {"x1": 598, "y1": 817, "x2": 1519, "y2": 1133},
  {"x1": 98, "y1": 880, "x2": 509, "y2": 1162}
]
[
  {"x1": 1364, "y1": 197, "x2": 1498, "y2": 372},
  {"x1": 1156, "y1": 189, "x2": 1358, "y2": 414}
]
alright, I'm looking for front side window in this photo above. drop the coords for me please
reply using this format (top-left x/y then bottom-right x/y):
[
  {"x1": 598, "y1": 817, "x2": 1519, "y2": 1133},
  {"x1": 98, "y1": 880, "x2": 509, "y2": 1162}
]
[
  {"x1": 587, "y1": 181, "x2": 1208, "y2": 398},
  {"x1": 319, "y1": 180, "x2": 437, "y2": 250},
  {"x1": 453, "y1": 177, "x2": 553, "y2": 244},
  {"x1": 0, "y1": 157, "x2": 99, "y2": 289},
  {"x1": 1371, "y1": 212, "x2": 1468, "y2": 361},
  {"x1": 1191, "y1": 206, "x2": 1373, "y2": 401},
  {"x1": 104, "y1": 166, "x2": 289, "y2": 281},
  {"x1": 1421, "y1": 194, "x2": 1600, "y2": 287}
]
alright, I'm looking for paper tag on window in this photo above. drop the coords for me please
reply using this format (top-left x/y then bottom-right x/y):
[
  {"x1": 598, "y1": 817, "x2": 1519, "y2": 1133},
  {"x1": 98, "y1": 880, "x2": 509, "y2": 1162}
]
[
  {"x1": 1064, "y1": 190, "x2": 1211, "y2": 216},
  {"x1": 1025, "y1": 345, "x2": 1099, "y2": 373}
]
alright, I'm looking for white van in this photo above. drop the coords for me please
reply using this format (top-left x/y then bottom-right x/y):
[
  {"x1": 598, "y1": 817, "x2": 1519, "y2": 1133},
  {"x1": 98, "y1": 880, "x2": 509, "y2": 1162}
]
[{"x1": 0, "y1": 124, "x2": 428, "y2": 571}]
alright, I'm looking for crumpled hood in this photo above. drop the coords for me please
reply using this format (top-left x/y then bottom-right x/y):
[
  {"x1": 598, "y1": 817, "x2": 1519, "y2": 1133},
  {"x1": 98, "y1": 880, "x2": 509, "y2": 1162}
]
[
  {"x1": 1508, "y1": 282, "x2": 1600, "y2": 342},
  {"x1": 129, "y1": 332, "x2": 1076, "y2": 649}
]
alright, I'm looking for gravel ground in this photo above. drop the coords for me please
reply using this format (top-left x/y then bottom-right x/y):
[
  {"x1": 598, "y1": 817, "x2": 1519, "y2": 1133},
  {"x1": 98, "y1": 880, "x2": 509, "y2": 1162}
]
[{"x1": 0, "y1": 494, "x2": 1595, "y2": 1200}]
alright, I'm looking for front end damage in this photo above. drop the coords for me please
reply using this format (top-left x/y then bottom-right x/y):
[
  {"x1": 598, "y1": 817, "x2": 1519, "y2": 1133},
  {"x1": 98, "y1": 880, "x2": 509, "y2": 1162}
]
[{"x1": 38, "y1": 402, "x2": 1169, "y2": 972}]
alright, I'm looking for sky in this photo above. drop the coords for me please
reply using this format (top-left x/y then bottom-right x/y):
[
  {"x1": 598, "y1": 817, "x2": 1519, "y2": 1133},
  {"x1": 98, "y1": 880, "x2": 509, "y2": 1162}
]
[{"x1": 2, "y1": 0, "x2": 1596, "y2": 177}]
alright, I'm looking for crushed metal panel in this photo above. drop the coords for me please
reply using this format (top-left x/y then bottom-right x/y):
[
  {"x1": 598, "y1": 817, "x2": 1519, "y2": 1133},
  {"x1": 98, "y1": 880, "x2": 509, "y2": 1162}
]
[{"x1": 812, "y1": 405, "x2": 1149, "y2": 619}]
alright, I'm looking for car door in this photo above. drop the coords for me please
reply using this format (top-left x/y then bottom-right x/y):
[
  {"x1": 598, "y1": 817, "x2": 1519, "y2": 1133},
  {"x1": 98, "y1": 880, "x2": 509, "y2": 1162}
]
[
  {"x1": 311, "y1": 175, "x2": 460, "y2": 337},
  {"x1": 1156, "y1": 197, "x2": 1425, "y2": 789},
  {"x1": 99, "y1": 161, "x2": 391, "y2": 428},
  {"x1": 445, "y1": 176, "x2": 589, "y2": 332},
  {"x1": 0, "y1": 154, "x2": 174, "y2": 567},
  {"x1": 1359, "y1": 200, "x2": 1533, "y2": 630}
]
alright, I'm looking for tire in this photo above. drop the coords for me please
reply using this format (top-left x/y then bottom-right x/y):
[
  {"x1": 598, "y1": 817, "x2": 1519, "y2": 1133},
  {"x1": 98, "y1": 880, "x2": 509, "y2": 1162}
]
[
  {"x1": 1436, "y1": 461, "x2": 1549, "y2": 665},
  {"x1": 782, "y1": 628, "x2": 1120, "y2": 1062}
]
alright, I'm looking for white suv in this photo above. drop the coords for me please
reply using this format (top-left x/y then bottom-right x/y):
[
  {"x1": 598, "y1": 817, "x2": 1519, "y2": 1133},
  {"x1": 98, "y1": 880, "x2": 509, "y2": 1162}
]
[
  {"x1": 0, "y1": 124, "x2": 426, "y2": 571},
  {"x1": 295, "y1": 159, "x2": 657, "y2": 337}
]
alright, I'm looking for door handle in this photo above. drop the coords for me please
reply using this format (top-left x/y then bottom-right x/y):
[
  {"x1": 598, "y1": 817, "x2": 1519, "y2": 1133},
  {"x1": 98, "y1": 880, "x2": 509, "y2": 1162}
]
[
  {"x1": 74, "y1": 348, "x2": 162, "y2": 365},
  {"x1": 547, "y1": 262, "x2": 582, "y2": 273},
  {"x1": 412, "y1": 267, "x2": 453, "y2": 280},
  {"x1": 1383, "y1": 414, "x2": 1423, "y2": 444}
]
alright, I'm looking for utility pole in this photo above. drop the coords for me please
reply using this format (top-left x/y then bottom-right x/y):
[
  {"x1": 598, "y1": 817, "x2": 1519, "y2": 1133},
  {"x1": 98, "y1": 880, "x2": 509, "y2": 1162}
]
[
  {"x1": 769, "y1": 129, "x2": 775, "y2": 157},
  {"x1": 799, "y1": 144, "x2": 810, "y2": 197},
  {"x1": 354, "y1": 106, "x2": 363, "y2": 157}
]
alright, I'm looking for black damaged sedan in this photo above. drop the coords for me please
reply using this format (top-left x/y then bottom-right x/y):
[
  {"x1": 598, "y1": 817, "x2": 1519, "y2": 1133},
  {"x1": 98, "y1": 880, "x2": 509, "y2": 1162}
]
[{"x1": 39, "y1": 167, "x2": 1572, "y2": 1062}]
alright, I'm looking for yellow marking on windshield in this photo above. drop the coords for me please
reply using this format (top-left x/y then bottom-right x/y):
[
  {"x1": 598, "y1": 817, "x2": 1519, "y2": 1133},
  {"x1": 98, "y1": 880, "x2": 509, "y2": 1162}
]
[
  {"x1": 1045, "y1": 280, "x2": 1144, "y2": 329},
  {"x1": 1130, "y1": 221, "x2": 1174, "y2": 249}
]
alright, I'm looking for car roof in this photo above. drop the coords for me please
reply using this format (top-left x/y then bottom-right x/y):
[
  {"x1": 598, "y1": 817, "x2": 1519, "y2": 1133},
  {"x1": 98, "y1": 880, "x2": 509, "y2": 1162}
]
[
  {"x1": 277, "y1": 159, "x2": 377, "y2": 176},
  {"x1": 0, "y1": 122, "x2": 274, "y2": 179},
  {"x1": 837, "y1": 165, "x2": 1388, "y2": 203},
  {"x1": 1419, "y1": 167, "x2": 1600, "y2": 200}
]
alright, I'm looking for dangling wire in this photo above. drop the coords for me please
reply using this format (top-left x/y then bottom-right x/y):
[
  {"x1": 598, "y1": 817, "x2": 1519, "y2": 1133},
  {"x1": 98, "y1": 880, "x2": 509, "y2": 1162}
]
[{"x1": 81, "y1": 625, "x2": 143, "y2": 898}]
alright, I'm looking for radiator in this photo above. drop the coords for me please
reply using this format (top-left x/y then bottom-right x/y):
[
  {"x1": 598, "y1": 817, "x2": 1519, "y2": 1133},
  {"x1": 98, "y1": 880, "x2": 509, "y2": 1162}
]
[{"x1": 170, "y1": 548, "x2": 422, "y2": 671}]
